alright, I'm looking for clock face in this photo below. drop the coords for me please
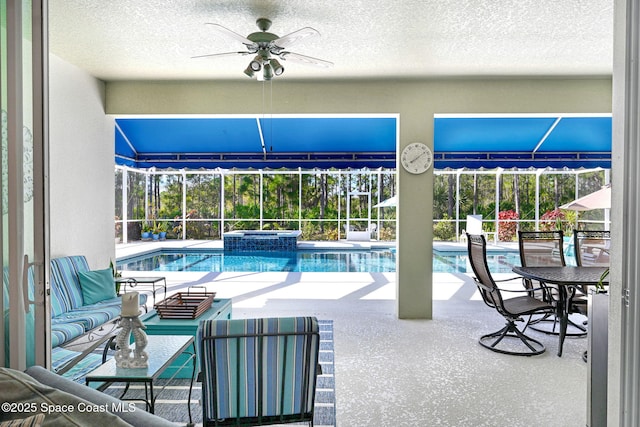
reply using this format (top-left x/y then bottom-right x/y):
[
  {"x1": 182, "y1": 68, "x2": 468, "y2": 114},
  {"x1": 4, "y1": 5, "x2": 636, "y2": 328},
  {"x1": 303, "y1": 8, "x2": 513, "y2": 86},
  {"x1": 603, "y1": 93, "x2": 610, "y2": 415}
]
[{"x1": 401, "y1": 143, "x2": 433, "y2": 174}]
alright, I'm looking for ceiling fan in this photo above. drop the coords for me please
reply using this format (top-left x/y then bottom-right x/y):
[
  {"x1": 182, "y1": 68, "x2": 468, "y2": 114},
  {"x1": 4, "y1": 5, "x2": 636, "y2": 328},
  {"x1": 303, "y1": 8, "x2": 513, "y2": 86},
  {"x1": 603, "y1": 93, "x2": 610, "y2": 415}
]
[{"x1": 193, "y1": 18, "x2": 333, "y2": 80}]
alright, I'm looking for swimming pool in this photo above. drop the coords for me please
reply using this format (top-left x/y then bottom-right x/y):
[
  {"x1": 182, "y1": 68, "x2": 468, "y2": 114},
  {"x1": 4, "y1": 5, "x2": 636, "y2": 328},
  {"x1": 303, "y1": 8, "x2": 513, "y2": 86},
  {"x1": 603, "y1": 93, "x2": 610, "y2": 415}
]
[
  {"x1": 117, "y1": 249, "x2": 521, "y2": 273},
  {"x1": 118, "y1": 249, "x2": 397, "y2": 273}
]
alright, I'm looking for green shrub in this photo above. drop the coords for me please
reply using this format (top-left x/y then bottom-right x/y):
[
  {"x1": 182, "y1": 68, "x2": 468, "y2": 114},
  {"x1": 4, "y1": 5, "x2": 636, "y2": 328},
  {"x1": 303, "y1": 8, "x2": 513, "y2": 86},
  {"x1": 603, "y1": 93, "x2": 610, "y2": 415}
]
[{"x1": 433, "y1": 216, "x2": 456, "y2": 241}]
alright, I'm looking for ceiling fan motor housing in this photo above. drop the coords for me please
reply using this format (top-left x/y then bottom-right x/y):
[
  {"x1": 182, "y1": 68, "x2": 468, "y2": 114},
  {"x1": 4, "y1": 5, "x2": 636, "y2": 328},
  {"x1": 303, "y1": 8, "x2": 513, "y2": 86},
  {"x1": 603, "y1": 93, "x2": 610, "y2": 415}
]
[
  {"x1": 247, "y1": 31, "x2": 279, "y2": 46},
  {"x1": 256, "y1": 17, "x2": 272, "y2": 31}
]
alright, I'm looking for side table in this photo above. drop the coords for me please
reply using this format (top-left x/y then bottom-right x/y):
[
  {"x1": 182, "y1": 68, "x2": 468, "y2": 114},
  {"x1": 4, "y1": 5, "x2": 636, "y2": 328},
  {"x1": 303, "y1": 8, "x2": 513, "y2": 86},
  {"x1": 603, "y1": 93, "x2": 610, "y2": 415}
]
[{"x1": 117, "y1": 276, "x2": 167, "y2": 305}]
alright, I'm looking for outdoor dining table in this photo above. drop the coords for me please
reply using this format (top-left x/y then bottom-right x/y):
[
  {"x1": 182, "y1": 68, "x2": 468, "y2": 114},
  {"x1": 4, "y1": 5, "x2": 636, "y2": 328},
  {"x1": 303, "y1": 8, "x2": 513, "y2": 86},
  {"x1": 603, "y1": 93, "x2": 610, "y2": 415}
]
[{"x1": 511, "y1": 266, "x2": 609, "y2": 357}]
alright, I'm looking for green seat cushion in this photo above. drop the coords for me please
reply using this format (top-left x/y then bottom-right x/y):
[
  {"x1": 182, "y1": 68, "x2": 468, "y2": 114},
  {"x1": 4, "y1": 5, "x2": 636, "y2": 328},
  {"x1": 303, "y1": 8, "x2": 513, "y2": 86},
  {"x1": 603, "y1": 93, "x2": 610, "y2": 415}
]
[{"x1": 78, "y1": 268, "x2": 116, "y2": 305}]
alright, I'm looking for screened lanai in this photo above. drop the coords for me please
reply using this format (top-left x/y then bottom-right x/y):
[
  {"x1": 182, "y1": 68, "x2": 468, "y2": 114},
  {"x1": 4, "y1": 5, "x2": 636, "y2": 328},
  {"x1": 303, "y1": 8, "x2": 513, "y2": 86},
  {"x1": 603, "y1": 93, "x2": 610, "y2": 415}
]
[{"x1": 114, "y1": 114, "x2": 612, "y2": 243}]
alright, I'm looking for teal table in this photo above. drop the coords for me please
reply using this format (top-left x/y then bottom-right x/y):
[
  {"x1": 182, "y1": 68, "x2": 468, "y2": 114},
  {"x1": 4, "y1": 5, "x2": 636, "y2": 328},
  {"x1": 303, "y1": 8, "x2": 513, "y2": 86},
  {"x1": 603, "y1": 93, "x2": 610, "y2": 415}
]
[
  {"x1": 140, "y1": 298, "x2": 232, "y2": 378},
  {"x1": 85, "y1": 334, "x2": 195, "y2": 423}
]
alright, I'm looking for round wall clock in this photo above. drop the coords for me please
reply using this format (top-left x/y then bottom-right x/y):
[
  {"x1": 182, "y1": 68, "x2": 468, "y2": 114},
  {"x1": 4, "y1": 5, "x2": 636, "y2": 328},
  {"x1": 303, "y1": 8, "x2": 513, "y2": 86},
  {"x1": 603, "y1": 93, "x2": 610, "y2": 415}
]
[{"x1": 401, "y1": 142, "x2": 433, "y2": 174}]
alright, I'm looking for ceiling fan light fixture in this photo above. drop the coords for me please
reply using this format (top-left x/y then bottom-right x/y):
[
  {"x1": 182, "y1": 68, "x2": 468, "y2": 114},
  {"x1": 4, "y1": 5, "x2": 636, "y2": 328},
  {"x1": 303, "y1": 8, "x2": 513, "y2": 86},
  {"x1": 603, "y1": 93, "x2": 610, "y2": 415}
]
[
  {"x1": 270, "y1": 58, "x2": 284, "y2": 76},
  {"x1": 263, "y1": 63, "x2": 273, "y2": 80},
  {"x1": 249, "y1": 58, "x2": 262, "y2": 72},
  {"x1": 243, "y1": 65, "x2": 256, "y2": 78}
]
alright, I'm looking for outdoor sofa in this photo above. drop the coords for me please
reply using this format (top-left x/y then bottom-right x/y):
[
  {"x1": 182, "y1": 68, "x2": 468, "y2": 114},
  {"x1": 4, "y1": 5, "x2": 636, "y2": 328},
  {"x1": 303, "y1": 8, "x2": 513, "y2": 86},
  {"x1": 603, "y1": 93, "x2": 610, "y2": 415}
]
[
  {"x1": 48, "y1": 255, "x2": 146, "y2": 378},
  {"x1": 3, "y1": 255, "x2": 147, "y2": 380}
]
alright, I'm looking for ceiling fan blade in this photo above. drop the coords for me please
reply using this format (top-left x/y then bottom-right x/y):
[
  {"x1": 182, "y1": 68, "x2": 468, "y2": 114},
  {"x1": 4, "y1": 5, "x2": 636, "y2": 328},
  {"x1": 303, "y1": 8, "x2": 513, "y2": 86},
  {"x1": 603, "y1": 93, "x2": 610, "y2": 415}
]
[
  {"x1": 279, "y1": 52, "x2": 333, "y2": 68},
  {"x1": 205, "y1": 23, "x2": 257, "y2": 48},
  {"x1": 273, "y1": 27, "x2": 319, "y2": 48},
  {"x1": 191, "y1": 51, "x2": 251, "y2": 59}
]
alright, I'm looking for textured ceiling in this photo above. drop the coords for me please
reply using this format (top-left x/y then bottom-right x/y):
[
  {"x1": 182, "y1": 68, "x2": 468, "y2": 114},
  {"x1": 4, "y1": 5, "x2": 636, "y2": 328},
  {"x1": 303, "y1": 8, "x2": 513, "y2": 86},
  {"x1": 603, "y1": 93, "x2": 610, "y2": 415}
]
[{"x1": 49, "y1": 0, "x2": 614, "y2": 81}]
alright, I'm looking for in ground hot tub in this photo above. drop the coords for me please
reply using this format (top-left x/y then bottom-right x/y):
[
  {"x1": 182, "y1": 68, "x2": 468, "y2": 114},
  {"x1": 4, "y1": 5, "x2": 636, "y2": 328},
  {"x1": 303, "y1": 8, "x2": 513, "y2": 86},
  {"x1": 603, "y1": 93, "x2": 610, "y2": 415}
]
[{"x1": 223, "y1": 230, "x2": 302, "y2": 252}]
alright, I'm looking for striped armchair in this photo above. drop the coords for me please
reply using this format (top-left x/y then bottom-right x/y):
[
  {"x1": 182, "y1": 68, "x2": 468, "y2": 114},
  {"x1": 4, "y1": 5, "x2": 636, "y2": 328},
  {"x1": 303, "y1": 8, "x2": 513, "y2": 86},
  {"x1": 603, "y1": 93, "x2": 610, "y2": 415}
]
[{"x1": 196, "y1": 316, "x2": 320, "y2": 427}]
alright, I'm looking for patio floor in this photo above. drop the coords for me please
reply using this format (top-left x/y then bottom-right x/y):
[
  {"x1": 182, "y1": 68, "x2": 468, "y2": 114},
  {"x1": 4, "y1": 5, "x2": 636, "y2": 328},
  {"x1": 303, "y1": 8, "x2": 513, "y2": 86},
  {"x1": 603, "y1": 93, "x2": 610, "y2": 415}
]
[{"x1": 116, "y1": 241, "x2": 588, "y2": 427}]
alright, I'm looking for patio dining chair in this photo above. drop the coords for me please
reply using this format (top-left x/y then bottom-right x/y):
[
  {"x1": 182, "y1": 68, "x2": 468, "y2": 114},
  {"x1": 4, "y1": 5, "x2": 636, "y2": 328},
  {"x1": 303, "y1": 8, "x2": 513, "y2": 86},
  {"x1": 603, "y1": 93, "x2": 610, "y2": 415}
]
[
  {"x1": 571, "y1": 229, "x2": 611, "y2": 315},
  {"x1": 467, "y1": 233, "x2": 555, "y2": 356},
  {"x1": 574, "y1": 230, "x2": 611, "y2": 268},
  {"x1": 517, "y1": 230, "x2": 565, "y2": 301},
  {"x1": 518, "y1": 230, "x2": 586, "y2": 336},
  {"x1": 518, "y1": 230, "x2": 566, "y2": 267},
  {"x1": 196, "y1": 316, "x2": 321, "y2": 427}
]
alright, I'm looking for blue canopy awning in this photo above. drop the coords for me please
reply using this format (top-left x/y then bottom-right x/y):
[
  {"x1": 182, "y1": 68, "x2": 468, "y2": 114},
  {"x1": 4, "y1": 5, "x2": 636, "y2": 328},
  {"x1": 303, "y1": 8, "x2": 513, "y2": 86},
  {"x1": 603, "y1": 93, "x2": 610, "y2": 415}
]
[
  {"x1": 115, "y1": 116, "x2": 398, "y2": 169},
  {"x1": 114, "y1": 114, "x2": 612, "y2": 170},
  {"x1": 433, "y1": 114, "x2": 612, "y2": 169}
]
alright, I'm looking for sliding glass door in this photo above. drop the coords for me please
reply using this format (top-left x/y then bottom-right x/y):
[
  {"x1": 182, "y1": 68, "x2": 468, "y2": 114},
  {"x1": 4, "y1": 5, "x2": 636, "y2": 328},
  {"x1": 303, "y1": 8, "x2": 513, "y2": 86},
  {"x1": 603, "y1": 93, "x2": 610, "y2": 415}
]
[{"x1": 1, "y1": 0, "x2": 49, "y2": 370}]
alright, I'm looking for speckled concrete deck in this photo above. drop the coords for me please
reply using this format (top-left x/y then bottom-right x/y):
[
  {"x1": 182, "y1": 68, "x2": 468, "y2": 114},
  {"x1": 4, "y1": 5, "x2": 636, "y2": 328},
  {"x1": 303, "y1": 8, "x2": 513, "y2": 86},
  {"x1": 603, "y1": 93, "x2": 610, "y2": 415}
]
[{"x1": 116, "y1": 241, "x2": 587, "y2": 427}]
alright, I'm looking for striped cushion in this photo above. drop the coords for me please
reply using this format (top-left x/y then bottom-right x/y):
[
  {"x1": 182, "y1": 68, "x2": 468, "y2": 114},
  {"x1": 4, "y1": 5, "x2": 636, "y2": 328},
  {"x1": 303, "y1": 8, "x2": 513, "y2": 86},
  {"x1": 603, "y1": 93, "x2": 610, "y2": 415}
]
[
  {"x1": 0, "y1": 414, "x2": 46, "y2": 427},
  {"x1": 50, "y1": 321, "x2": 86, "y2": 348},
  {"x1": 52, "y1": 304, "x2": 121, "y2": 332},
  {"x1": 50, "y1": 294, "x2": 146, "y2": 339},
  {"x1": 50, "y1": 256, "x2": 90, "y2": 311},
  {"x1": 51, "y1": 346, "x2": 103, "y2": 383},
  {"x1": 197, "y1": 316, "x2": 319, "y2": 423},
  {"x1": 49, "y1": 274, "x2": 71, "y2": 317}
]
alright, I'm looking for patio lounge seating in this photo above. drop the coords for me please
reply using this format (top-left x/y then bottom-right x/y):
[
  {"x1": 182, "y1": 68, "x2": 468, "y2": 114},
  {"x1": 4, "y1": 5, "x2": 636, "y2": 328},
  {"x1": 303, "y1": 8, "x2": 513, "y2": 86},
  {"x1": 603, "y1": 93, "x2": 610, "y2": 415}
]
[
  {"x1": 345, "y1": 224, "x2": 376, "y2": 241},
  {"x1": 3, "y1": 256, "x2": 147, "y2": 381},
  {"x1": 196, "y1": 316, "x2": 321, "y2": 426},
  {"x1": 49, "y1": 256, "x2": 149, "y2": 377},
  {"x1": 460, "y1": 214, "x2": 497, "y2": 243},
  {"x1": 467, "y1": 233, "x2": 555, "y2": 356}
]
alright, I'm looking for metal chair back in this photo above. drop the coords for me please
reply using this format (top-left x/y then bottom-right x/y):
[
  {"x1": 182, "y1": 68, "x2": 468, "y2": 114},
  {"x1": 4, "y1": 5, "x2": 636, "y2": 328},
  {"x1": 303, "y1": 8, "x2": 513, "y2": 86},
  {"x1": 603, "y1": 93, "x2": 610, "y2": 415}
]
[
  {"x1": 518, "y1": 230, "x2": 566, "y2": 267},
  {"x1": 467, "y1": 233, "x2": 505, "y2": 313},
  {"x1": 197, "y1": 317, "x2": 320, "y2": 427},
  {"x1": 573, "y1": 230, "x2": 610, "y2": 267}
]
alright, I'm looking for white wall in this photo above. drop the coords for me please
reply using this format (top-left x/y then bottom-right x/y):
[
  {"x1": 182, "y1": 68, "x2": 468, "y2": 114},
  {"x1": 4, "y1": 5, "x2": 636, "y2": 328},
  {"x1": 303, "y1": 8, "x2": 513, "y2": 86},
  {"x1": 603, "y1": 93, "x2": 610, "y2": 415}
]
[{"x1": 49, "y1": 55, "x2": 114, "y2": 269}]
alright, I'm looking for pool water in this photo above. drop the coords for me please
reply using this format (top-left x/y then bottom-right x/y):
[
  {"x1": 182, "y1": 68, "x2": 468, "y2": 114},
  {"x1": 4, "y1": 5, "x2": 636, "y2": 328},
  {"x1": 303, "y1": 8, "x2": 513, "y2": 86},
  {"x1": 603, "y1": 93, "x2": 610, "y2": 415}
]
[
  {"x1": 433, "y1": 251, "x2": 521, "y2": 273},
  {"x1": 118, "y1": 250, "x2": 397, "y2": 273},
  {"x1": 117, "y1": 249, "x2": 521, "y2": 274}
]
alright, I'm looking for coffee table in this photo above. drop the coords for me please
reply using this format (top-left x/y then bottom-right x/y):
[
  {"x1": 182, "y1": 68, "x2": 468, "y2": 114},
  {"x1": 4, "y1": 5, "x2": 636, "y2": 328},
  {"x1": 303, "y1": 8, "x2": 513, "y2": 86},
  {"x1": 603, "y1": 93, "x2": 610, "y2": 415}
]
[
  {"x1": 140, "y1": 298, "x2": 232, "y2": 379},
  {"x1": 85, "y1": 334, "x2": 195, "y2": 423}
]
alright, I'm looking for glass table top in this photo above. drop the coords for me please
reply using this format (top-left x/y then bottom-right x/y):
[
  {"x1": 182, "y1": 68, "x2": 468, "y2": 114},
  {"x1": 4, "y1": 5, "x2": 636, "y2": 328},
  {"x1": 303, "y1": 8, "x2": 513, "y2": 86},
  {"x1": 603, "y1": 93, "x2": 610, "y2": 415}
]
[{"x1": 85, "y1": 334, "x2": 193, "y2": 381}]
